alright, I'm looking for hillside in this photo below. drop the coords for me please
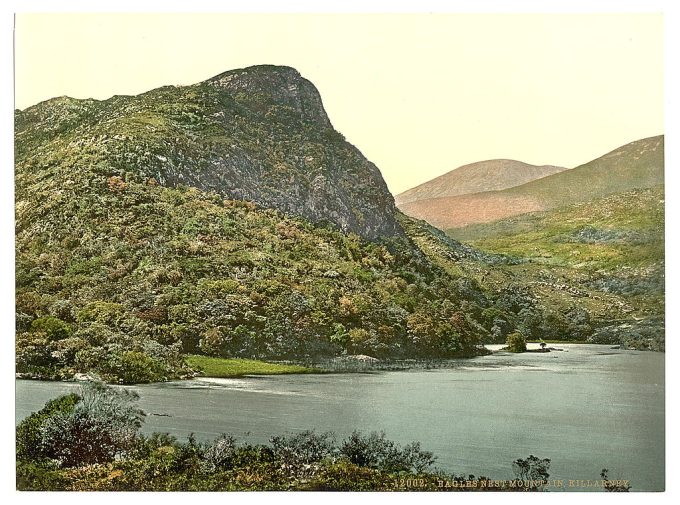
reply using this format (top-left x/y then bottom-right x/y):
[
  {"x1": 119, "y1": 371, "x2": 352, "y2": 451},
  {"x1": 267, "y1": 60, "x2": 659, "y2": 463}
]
[
  {"x1": 15, "y1": 65, "x2": 510, "y2": 383},
  {"x1": 450, "y1": 186, "x2": 665, "y2": 350},
  {"x1": 15, "y1": 65, "x2": 662, "y2": 383},
  {"x1": 395, "y1": 159, "x2": 566, "y2": 206},
  {"x1": 15, "y1": 65, "x2": 401, "y2": 240},
  {"x1": 399, "y1": 136, "x2": 664, "y2": 229}
]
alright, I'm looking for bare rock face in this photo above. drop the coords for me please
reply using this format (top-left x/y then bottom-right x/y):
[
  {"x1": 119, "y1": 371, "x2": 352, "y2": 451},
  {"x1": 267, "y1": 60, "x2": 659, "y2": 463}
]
[
  {"x1": 208, "y1": 65, "x2": 333, "y2": 129},
  {"x1": 197, "y1": 66, "x2": 403, "y2": 239},
  {"x1": 16, "y1": 65, "x2": 403, "y2": 240}
]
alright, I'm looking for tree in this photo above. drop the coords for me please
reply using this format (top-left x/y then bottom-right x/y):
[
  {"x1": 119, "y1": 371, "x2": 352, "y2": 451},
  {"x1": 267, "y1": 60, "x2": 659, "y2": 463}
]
[
  {"x1": 512, "y1": 455, "x2": 551, "y2": 489},
  {"x1": 506, "y1": 332, "x2": 527, "y2": 353}
]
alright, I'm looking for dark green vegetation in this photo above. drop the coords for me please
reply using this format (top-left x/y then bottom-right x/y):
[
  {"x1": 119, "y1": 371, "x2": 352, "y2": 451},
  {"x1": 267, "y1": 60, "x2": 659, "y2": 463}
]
[
  {"x1": 17, "y1": 384, "x2": 629, "y2": 491},
  {"x1": 450, "y1": 186, "x2": 665, "y2": 351},
  {"x1": 505, "y1": 332, "x2": 527, "y2": 353},
  {"x1": 185, "y1": 355, "x2": 318, "y2": 377},
  {"x1": 14, "y1": 155, "x2": 504, "y2": 381}
]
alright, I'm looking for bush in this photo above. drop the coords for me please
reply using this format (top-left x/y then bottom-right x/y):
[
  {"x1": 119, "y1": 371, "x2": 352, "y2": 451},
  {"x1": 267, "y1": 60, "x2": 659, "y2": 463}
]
[
  {"x1": 339, "y1": 431, "x2": 435, "y2": 473},
  {"x1": 202, "y1": 434, "x2": 238, "y2": 471},
  {"x1": 505, "y1": 332, "x2": 527, "y2": 353},
  {"x1": 16, "y1": 461, "x2": 68, "y2": 491},
  {"x1": 270, "y1": 430, "x2": 337, "y2": 470},
  {"x1": 76, "y1": 301, "x2": 125, "y2": 325},
  {"x1": 38, "y1": 382, "x2": 145, "y2": 467},
  {"x1": 16, "y1": 393, "x2": 80, "y2": 462},
  {"x1": 101, "y1": 350, "x2": 168, "y2": 384},
  {"x1": 512, "y1": 455, "x2": 551, "y2": 482},
  {"x1": 15, "y1": 332, "x2": 57, "y2": 374},
  {"x1": 30, "y1": 316, "x2": 73, "y2": 341}
]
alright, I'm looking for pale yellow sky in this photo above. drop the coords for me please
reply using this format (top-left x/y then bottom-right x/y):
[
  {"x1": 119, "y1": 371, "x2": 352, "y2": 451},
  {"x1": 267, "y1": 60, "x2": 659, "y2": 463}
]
[{"x1": 14, "y1": 13, "x2": 663, "y2": 194}]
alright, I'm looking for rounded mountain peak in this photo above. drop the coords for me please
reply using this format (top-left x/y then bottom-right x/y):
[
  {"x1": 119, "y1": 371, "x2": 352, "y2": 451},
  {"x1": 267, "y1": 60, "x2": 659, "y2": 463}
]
[{"x1": 207, "y1": 64, "x2": 331, "y2": 128}]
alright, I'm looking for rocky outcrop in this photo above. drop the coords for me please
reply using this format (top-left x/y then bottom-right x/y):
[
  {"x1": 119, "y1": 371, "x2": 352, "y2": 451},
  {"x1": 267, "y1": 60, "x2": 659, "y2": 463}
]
[{"x1": 16, "y1": 65, "x2": 403, "y2": 240}]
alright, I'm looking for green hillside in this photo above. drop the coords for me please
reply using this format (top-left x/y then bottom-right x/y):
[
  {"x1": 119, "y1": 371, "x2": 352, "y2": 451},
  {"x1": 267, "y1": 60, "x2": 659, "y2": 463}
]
[
  {"x1": 497, "y1": 136, "x2": 663, "y2": 209},
  {"x1": 15, "y1": 66, "x2": 506, "y2": 383},
  {"x1": 15, "y1": 66, "x2": 663, "y2": 384},
  {"x1": 450, "y1": 186, "x2": 665, "y2": 350}
]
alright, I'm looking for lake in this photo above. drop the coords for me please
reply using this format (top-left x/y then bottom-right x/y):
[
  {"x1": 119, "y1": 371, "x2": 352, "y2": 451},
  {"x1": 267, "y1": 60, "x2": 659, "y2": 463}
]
[{"x1": 15, "y1": 344, "x2": 664, "y2": 491}]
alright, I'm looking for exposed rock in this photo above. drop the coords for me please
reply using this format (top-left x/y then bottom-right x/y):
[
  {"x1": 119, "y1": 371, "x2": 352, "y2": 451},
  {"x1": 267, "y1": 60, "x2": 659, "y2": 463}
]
[
  {"x1": 338, "y1": 354, "x2": 380, "y2": 363},
  {"x1": 16, "y1": 64, "x2": 403, "y2": 240}
]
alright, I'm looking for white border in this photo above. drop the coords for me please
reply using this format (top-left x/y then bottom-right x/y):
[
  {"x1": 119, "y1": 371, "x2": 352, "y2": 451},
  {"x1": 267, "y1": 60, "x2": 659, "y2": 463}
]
[{"x1": 2, "y1": 1, "x2": 677, "y2": 504}]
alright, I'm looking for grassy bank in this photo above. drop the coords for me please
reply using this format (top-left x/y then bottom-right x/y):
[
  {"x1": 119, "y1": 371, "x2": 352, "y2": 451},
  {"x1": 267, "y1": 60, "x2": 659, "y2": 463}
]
[{"x1": 185, "y1": 355, "x2": 320, "y2": 378}]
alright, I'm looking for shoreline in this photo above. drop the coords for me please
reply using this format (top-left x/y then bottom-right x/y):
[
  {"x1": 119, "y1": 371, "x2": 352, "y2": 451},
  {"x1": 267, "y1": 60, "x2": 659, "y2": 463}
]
[{"x1": 16, "y1": 342, "x2": 658, "y2": 385}]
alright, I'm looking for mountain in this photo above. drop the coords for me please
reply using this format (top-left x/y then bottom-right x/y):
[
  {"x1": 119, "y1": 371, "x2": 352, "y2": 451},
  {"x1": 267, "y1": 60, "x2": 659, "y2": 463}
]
[
  {"x1": 15, "y1": 65, "x2": 401, "y2": 240},
  {"x1": 16, "y1": 65, "x2": 514, "y2": 382},
  {"x1": 15, "y1": 65, "x2": 662, "y2": 383},
  {"x1": 450, "y1": 186, "x2": 665, "y2": 351},
  {"x1": 398, "y1": 136, "x2": 664, "y2": 230},
  {"x1": 395, "y1": 160, "x2": 567, "y2": 206}
]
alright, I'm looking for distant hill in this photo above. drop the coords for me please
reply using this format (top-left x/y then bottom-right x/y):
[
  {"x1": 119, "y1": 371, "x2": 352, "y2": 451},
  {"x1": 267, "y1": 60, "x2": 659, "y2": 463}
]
[
  {"x1": 395, "y1": 159, "x2": 567, "y2": 206},
  {"x1": 450, "y1": 185, "x2": 665, "y2": 351},
  {"x1": 398, "y1": 136, "x2": 664, "y2": 230}
]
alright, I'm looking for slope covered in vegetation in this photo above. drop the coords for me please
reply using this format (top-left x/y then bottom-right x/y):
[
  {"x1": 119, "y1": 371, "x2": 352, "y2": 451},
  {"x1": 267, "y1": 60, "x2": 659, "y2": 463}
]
[
  {"x1": 449, "y1": 186, "x2": 665, "y2": 350},
  {"x1": 15, "y1": 65, "x2": 401, "y2": 240},
  {"x1": 15, "y1": 65, "x2": 661, "y2": 383}
]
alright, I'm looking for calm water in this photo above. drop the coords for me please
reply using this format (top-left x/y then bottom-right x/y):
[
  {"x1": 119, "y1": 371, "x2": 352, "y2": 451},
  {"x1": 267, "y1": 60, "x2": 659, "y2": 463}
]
[{"x1": 15, "y1": 344, "x2": 665, "y2": 491}]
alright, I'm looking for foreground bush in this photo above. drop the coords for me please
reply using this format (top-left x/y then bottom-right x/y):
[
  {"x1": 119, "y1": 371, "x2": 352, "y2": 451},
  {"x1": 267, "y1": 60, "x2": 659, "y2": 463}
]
[{"x1": 17, "y1": 383, "x2": 144, "y2": 467}]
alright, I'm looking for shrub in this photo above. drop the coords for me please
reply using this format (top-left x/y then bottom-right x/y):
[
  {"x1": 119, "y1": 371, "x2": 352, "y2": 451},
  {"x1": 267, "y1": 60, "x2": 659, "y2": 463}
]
[
  {"x1": 202, "y1": 434, "x2": 238, "y2": 471},
  {"x1": 339, "y1": 431, "x2": 435, "y2": 473},
  {"x1": 107, "y1": 175, "x2": 127, "y2": 192},
  {"x1": 30, "y1": 316, "x2": 72, "y2": 341},
  {"x1": 76, "y1": 301, "x2": 125, "y2": 325},
  {"x1": 16, "y1": 393, "x2": 80, "y2": 462},
  {"x1": 505, "y1": 332, "x2": 527, "y2": 353},
  {"x1": 512, "y1": 455, "x2": 551, "y2": 482},
  {"x1": 15, "y1": 332, "x2": 56, "y2": 373},
  {"x1": 270, "y1": 430, "x2": 337, "y2": 468},
  {"x1": 16, "y1": 461, "x2": 68, "y2": 491},
  {"x1": 39, "y1": 382, "x2": 145, "y2": 467},
  {"x1": 101, "y1": 350, "x2": 168, "y2": 384}
]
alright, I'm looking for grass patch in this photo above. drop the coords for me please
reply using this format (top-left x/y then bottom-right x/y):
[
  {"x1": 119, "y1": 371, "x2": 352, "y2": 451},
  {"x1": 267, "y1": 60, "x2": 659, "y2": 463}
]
[{"x1": 185, "y1": 355, "x2": 320, "y2": 378}]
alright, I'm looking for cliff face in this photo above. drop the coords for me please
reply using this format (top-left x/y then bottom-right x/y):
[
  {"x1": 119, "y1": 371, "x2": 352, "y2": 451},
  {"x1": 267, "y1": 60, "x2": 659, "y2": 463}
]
[{"x1": 16, "y1": 65, "x2": 402, "y2": 240}]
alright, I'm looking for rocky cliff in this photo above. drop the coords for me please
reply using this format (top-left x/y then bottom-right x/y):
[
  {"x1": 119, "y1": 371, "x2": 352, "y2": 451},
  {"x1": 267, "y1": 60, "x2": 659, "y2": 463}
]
[{"x1": 16, "y1": 65, "x2": 402, "y2": 240}]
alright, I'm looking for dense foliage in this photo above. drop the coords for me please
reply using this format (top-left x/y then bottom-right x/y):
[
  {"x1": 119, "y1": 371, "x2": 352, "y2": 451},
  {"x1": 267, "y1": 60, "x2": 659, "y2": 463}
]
[
  {"x1": 505, "y1": 332, "x2": 527, "y2": 353},
  {"x1": 15, "y1": 158, "x2": 507, "y2": 381}
]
